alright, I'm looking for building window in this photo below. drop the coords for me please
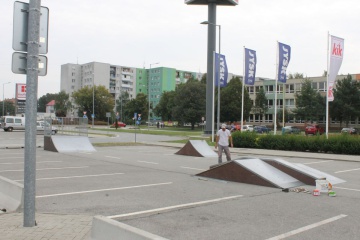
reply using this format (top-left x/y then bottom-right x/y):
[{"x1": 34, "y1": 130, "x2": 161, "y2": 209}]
[
  {"x1": 286, "y1": 84, "x2": 294, "y2": 93},
  {"x1": 266, "y1": 85, "x2": 273, "y2": 93},
  {"x1": 295, "y1": 83, "x2": 302, "y2": 92},
  {"x1": 319, "y1": 81, "x2": 326, "y2": 92}
]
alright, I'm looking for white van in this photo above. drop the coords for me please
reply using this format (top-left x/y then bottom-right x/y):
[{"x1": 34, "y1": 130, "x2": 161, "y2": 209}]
[{"x1": 1, "y1": 116, "x2": 26, "y2": 132}]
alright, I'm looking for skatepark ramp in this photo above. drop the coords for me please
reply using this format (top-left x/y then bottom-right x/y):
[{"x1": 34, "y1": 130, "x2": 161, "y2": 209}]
[
  {"x1": 196, "y1": 157, "x2": 345, "y2": 189},
  {"x1": 44, "y1": 135, "x2": 96, "y2": 153},
  {"x1": 175, "y1": 140, "x2": 217, "y2": 157},
  {"x1": 260, "y1": 158, "x2": 345, "y2": 186}
]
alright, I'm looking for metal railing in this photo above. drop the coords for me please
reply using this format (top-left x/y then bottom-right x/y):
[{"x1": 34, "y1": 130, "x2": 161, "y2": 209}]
[{"x1": 44, "y1": 117, "x2": 88, "y2": 136}]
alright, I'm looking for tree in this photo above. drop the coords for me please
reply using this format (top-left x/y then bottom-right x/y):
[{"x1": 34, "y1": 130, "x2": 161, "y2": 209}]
[
  {"x1": 116, "y1": 91, "x2": 130, "y2": 122},
  {"x1": 172, "y1": 80, "x2": 206, "y2": 130},
  {"x1": 37, "y1": 93, "x2": 57, "y2": 112},
  {"x1": 123, "y1": 93, "x2": 148, "y2": 123},
  {"x1": 72, "y1": 85, "x2": 114, "y2": 121},
  {"x1": 330, "y1": 75, "x2": 360, "y2": 127},
  {"x1": 254, "y1": 86, "x2": 268, "y2": 123},
  {"x1": 0, "y1": 101, "x2": 15, "y2": 116},
  {"x1": 219, "y1": 77, "x2": 252, "y2": 123},
  {"x1": 200, "y1": 73, "x2": 207, "y2": 84},
  {"x1": 54, "y1": 91, "x2": 72, "y2": 117},
  {"x1": 293, "y1": 78, "x2": 326, "y2": 123},
  {"x1": 153, "y1": 91, "x2": 176, "y2": 121}
]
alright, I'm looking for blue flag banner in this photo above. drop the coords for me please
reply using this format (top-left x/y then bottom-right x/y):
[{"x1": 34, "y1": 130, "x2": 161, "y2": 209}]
[
  {"x1": 244, "y1": 48, "x2": 257, "y2": 85},
  {"x1": 215, "y1": 53, "x2": 228, "y2": 87},
  {"x1": 277, "y1": 42, "x2": 291, "y2": 83}
]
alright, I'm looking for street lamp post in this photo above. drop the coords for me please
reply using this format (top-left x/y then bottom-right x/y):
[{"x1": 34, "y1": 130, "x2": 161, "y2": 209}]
[
  {"x1": 149, "y1": 62, "x2": 159, "y2": 130},
  {"x1": 201, "y1": 21, "x2": 221, "y2": 133},
  {"x1": 2, "y1": 82, "x2": 11, "y2": 117}
]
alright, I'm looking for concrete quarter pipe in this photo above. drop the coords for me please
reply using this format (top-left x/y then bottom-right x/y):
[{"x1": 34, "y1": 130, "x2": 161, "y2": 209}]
[
  {"x1": 44, "y1": 135, "x2": 96, "y2": 153},
  {"x1": 175, "y1": 140, "x2": 217, "y2": 157}
]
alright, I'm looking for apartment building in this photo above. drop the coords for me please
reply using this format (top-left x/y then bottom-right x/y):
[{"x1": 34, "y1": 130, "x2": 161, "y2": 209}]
[{"x1": 61, "y1": 62, "x2": 198, "y2": 118}]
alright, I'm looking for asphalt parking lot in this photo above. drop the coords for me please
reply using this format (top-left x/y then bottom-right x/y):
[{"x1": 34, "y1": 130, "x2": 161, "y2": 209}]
[{"x1": 0, "y1": 131, "x2": 360, "y2": 239}]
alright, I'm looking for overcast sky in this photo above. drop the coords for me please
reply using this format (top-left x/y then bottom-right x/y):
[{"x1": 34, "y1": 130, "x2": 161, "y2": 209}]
[{"x1": 1, "y1": 0, "x2": 359, "y2": 99}]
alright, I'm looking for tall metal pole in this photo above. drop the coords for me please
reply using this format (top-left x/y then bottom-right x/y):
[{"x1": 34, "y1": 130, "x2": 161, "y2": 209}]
[
  {"x1": 2, "y1": 82, "x2": 11, "y2": 117},
  {"x1": 92, "y1": 73, "x2": 94, "y2": 128},
  {"x1": 217, "y1": 25, "x2": 221, "y2": 131},
  {"x1": 149, "y1": 62, "x2": 159, "y2": 130},
  {"x1": 206, "y1": 3, "x2": 216, "y2": 134},
  {"x1": 201, "y1": 20, "x2": 220, "y2": 133},
  {"x1": 24, "y1": 0, "x2": 41, "y2": 227}
]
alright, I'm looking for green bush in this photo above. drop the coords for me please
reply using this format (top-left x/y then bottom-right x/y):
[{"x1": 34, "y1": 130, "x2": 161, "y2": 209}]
[
  {"x1": 232, "y1": 131, "x2": 257, "y2": 148},
  {"x1": 232, "y1": 132, "x2": 360, "y2": 155}
]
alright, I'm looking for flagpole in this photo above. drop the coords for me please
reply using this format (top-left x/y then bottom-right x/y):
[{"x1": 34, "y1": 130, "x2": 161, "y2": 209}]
[
  {"x1": 326, "y1": 32, "x2": 330, "y2": 139},
  {"x1": 241, "y1": 46, "x2": 245, "y2": 131},
  {"x1": 274, "y1": 41, "x2": 279, "y2": 135}
]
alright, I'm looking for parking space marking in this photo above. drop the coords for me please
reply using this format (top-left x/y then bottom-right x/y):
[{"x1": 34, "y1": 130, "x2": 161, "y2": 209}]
[
  {"x1": 335, "y1": 168, "x2": 360, "y2": 173},
  {"x1": 137, "y1": 160, "x2": 158, "y2": 164},
  {"x1": 36, "y1": 182, "x2": 172, "y2": 198},
  {"x1": 266, "y1": 214, "x2": 347, "y2": 240},
  {"x1": 108, "y1": 195, "x2": 243, "y2": 219},
  {"x1": 303, "y1": 160, "x2": 334, "y2": 165},
  {"x1": 14, "y1": 172, "x2": 125, "y2": 182},
  {"x1": 0, "y1": 160, "x2": 62, "y2": 165},
  {"x1": 0, "y1": 157, "x2": 25, "y2": 160},
  {"x1": 0, "y1": 166, "x2": 88, "y2": 173},
  {"x1": 181, "y1": 166, "x2": 206, "y2": 171},
  {"x1": 334, "y1": 187, "x2": 360, "y2": 192},
  {"x1": 105, "y1": 156, "x2": 121, "y2": 160}
]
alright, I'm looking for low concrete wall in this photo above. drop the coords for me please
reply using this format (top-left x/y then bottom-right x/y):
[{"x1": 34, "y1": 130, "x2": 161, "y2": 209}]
[
  {"x1": 90, "y1": 215, "x2": 169, "y2": 240},
  {"x1": 0, "y1": 176, "x2": 24, "y2": 212}
]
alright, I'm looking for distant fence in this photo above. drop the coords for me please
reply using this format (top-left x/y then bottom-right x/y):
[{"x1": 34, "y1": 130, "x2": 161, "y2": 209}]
[{"x1": 44, "y1": 117, "x2": 88, "y2": 136}]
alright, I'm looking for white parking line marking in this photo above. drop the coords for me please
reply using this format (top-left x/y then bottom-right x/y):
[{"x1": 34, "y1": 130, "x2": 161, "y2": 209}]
[
  {"x1": 137, "y1": 160, "x2": 158, "y2": 164},
  {"x1": 181, "y1": 166, "x2": 206, "y2": 171},
  {"x1": 0, "y1": 157, "x2": 23, "y2": 160},
  {"x1": 266, "y1": 214, "x2": 347, "y2": 240},
  {"x1": 14, "y1": 172, "x2": 125, "y2": 182},
  {"x1": 36, "y1": 182, "x2": 172, "y2": 198},
  {"x1": 334, "y1": 187, "x2": 360, "y2": 192},
  {"x1": 105, "y1": 156, "x2": 121, "y2": 159},
  {"x1": 303, "y1": 160, "x2": 334, "y2": 165},
  {"x1": 335, "y1": 168, "x2": 360, "y2": 173},
  {"x1": 0, "y1": 166, "x2": 88, "y2": 173},
  {"x1": 0, "y1": 161, "x2": 62, "y2": 165},
  {"x1": 108, "y1": 195, "x2": 243, "y2": 219}
]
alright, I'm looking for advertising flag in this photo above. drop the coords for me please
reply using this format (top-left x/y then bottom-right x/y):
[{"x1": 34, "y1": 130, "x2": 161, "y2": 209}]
[
  {"x1": 244, "y1": 48, "x2": 257, "y2": 85},
  {"x1": 277, "y1": 42, "x2": 291, "y2": 83},
  {"x1": 215, "y1": 53, "x2": 228, "y2": 87},
  {"x1": 327, "y1": 35, "x2": 344, "y2": 102}
]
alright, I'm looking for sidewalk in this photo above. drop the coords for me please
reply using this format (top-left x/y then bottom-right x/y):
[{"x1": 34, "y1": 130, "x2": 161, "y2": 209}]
[{"x1": 0, "y1": 212, "x2": 93, "y2": 240}]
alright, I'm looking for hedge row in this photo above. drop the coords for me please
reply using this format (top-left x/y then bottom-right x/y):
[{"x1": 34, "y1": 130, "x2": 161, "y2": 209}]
[{"x1": 231, "y1": 131, "x2": 360, "y2": 155}]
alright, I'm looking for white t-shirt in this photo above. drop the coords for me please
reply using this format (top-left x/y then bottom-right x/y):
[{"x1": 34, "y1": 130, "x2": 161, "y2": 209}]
[{"x1": 217, "y1": 129, "x2": 231, "y2": 146}]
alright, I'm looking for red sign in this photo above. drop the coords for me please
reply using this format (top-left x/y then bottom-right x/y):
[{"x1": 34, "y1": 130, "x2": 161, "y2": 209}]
[{"x1": 16, "y1": 83, "x2": 26, "y2": 100}]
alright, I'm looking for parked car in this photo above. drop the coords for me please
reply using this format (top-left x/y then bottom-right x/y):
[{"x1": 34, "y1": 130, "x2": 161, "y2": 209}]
[
  {"x1": 283, "y1": 126, "x2": 301, "y2": 134},
  {"x1": 305, "y1": 124, "x2": 325, "y2": 135},
  {"x1": 111, "y1": 121, "x2": 126, "y2": 128},
  {"x1": 242, "y1": 125, "x2": 254, "y2": 132},
  {"x1": 1, "y1": 116, "x2": 25, "y2": 132},
  {"x1": 36, "y1": 121, "x2": 58, "y2": 135},
  {"x1": 341, "y1": 127, "x2": 358, "y2": 135},
  {"x1": 254, "y1": 125, "x2": 271, "y2": 133}
]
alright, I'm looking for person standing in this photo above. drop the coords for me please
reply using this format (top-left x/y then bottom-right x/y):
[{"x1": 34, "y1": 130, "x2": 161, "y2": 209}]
[{"x1": 215, "y1": 123, "x2": 233, "y2": 164}]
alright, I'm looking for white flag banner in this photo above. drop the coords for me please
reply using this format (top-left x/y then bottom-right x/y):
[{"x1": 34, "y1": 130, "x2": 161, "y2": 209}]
[{"x1": 328, "y1": 35, "x2": 344, "y2": 101}]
